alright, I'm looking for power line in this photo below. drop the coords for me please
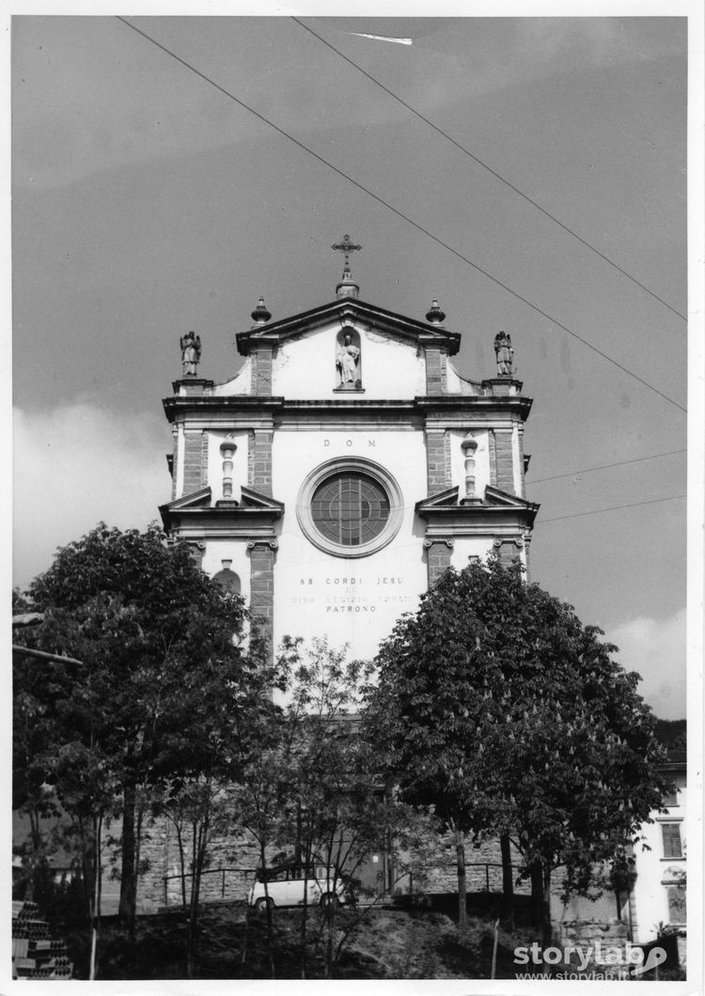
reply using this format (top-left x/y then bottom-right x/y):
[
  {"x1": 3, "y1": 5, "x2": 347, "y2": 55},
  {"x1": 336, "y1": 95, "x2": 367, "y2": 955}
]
[
  {"x1": 115, "y1": 17, "x2": 687, "y2": 414},
  {"x1": 540, "y1": 494, "x2": 685, "y2": 524},
  {"x1": 291, "y1": 16, "x2": 687, "y2": 325},
  {"x1": 528, "y1": 448, "x2": 686, "y2": 485}
]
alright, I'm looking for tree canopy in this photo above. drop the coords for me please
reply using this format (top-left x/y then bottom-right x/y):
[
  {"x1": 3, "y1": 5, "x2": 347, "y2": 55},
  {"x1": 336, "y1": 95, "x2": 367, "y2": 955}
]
[
  {"x1": 369, "y1": 557, "x2": 669, "y2": 937},
  {"x1": 14, "y1": 523, "x2": 270, "y2": 938}
]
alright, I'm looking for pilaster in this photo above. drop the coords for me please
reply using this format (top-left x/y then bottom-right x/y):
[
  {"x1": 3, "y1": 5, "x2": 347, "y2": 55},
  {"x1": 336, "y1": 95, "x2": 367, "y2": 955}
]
[
  {"x1": 182, "y1": 431, "x2": 208, "y2": 495},
  {"x1": 247, "y1": 539, "x2": 278, "y2": 663},
  {"x1": 426, "y1": 428, "x2": 451, "y2": 494},
  {"x1": 186, "y1": 539, "x2": 206, "y2": 570},
  {"x1": 424, "y1": 346, "x2": 448, "y2": 395},
  {"x1": 251, "y1": 344, "x2": 274, "y2": 396},
  {"x1": 424, "y1": 537, "x2": 454, "y2": 586},
  {"x1": 493, "y1": 430, "x2": 515, "y2": 494},
  {"x1": 251, "y1": 429, "x2": 273, "y2": 496}
]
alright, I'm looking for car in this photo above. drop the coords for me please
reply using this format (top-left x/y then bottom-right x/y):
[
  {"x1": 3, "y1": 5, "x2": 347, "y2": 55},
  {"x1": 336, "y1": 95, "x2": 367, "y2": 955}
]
[{"x1": 247, "y1": 864, "x2": 348, "y2": 913}]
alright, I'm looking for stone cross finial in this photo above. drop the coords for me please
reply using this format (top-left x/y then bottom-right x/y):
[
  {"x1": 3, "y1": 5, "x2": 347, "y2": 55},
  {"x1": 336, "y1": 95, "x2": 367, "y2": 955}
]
[{"x1": 332, "y1": 234, "x2": 362, "y2": 278}]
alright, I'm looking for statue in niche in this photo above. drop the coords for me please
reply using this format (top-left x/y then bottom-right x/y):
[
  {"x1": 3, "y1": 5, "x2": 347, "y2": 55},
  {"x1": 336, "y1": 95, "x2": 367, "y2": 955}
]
[
  {"x1": 336, "y1": 329, "x2": 361, "y2": 388},
  {"x1": 494, "y1": 330, "x2": 514, "y2": 377},
  {"x1": 180, "y1": 330, "x2": 201, "y2": 377}
]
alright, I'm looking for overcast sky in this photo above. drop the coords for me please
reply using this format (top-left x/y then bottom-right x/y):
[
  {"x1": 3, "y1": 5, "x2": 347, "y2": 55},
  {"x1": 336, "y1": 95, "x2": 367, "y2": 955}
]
[{"x1": 11, "y1": 13, "x2": 694, "y2": 718}]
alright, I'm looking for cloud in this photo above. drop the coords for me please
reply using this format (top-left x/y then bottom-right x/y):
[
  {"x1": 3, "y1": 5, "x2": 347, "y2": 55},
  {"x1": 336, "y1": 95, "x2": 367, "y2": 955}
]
[
  {"x1": 608, "y1": 610, "x2": 686, "y2": 720},
  {"x1": 13, "y1": 403, "x2": 171, "y2": 589}
]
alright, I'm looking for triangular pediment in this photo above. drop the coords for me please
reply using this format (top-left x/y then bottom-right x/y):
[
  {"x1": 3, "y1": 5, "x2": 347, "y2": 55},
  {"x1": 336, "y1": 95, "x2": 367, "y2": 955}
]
[
  {"x1": 163, "y1": 486, "x2": 212, "y2": 511},
  {"x1": 484, "y1": 485, "x2": 540, "y2": 511},
  {"x1": 161, "y1": 485, "x2": 284, "y2": 515},
  {"x1": 236, "y1": 297, "x2": 460, "y2": 356},
  {"x1": 415, "y1": 486, "x2": 460, "y2": 512},
  {"x1": 239, "y1": 486, "x2": 285, "y2": 512}
]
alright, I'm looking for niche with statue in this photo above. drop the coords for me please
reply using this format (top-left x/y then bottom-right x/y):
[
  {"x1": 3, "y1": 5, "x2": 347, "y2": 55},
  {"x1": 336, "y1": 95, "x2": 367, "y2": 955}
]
[{"x1": 335, "y1": 325, "x2": 362, "y2": 391}]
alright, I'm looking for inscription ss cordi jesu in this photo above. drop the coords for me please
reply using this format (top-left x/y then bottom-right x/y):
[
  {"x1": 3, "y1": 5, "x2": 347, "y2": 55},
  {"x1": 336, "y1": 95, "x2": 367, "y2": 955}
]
[{"x1": 291, "y1": 576, "x2": 414, "y2": 613}]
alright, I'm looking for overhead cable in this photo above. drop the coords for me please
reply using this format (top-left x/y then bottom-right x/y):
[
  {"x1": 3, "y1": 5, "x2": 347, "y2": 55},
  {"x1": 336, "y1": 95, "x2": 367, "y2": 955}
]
[
  {"x1": 115, "y1": 17, "x2": 687, "y2": 414},
  {"x1": 540, "y1": 494, "x2": 685, "y2": 523},
  {"x1": 291, "y1": 16, "x2": 687, "y2": 324},
  {"x1": 528, "y1": 448, "x2": 687, "y2": 485}
]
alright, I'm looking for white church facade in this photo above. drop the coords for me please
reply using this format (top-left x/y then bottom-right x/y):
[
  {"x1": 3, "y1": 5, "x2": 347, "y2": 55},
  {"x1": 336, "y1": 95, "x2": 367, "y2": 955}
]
[{"x1": 160, "y1": 242, "x2": 538, "y2": 662}]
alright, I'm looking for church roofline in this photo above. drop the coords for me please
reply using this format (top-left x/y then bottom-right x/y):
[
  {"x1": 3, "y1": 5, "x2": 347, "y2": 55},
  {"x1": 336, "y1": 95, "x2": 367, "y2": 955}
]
[{"x1": 235, "y1": 297, "x2": 461, "y2": 356}]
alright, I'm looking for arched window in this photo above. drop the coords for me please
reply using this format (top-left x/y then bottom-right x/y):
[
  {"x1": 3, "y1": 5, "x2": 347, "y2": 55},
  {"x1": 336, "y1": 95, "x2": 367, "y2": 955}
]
[{"x1": 212, "y1": 568, "x2": 241, "y2": 595}]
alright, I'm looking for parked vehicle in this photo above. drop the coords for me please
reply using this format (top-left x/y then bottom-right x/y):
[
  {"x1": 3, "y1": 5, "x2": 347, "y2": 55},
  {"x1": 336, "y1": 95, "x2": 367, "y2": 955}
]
[{"x1": 247, "y1": 864, "x2": 348, "y2": 913}]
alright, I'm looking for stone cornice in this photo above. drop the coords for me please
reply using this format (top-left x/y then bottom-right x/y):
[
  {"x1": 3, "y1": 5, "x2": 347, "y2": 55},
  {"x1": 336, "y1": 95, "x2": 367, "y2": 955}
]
[{"x1": 163, "y1": 394, "x2": 533, "y2": 425}]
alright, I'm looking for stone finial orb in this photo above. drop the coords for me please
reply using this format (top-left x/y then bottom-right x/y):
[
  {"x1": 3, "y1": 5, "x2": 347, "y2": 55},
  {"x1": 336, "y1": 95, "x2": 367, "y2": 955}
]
[
  {"x1": 425, "y1": 299, "x2": 446, "y2": 324},
  {"x1": 251, "y1": 296, "x2": 272, "y2": 325}
]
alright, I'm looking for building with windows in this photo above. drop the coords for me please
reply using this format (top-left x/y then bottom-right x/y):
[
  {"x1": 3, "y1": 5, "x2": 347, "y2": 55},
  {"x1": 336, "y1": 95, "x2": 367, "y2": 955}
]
[
  {"x1": 631, "y1": 760, "x2": 687, "y2": 948},
  {"x1": 160, "y1": 243, "x2": 538, "y2": 662}
]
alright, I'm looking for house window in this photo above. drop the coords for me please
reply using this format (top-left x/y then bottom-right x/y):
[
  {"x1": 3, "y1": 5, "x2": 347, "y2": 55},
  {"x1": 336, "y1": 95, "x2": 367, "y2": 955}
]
[
  {"x1": 661, "y1": 822, "x2": 683, "y2": 859},
  {"x1": 666, "y1": 885, "x2": 686, "y2": 924},
  {"x1": 661, "y1": 788, "x2": 678, "y2": 807}
]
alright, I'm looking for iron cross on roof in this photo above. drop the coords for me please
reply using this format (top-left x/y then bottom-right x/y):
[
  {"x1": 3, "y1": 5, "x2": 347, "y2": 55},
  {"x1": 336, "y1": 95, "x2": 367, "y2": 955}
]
[{"x1": 331, "y1": 234, "x2": 362, "y2": 269}]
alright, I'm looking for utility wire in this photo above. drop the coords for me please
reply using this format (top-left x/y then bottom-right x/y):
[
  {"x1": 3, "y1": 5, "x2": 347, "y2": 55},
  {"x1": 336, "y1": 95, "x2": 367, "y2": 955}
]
[
  {"x1": 528, "y1": 448, "x2": 687, "y2": 485},
  {"x1": 540, "y1": 494, "x2": 685, "y2": 523},
  {"x1": 292, "y1": 16, "x2": 687, "y2": 325},
  {"x1": 115, "y1": 17, "x2": 687, "y2": 414}
]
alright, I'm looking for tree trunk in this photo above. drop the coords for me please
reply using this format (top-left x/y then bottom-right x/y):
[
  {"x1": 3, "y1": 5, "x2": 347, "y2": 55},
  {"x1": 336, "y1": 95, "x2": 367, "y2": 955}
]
[
  {"x1": 118, "y1": 776, "x2": 137, "y2": 927},
  {"x1": 89, "y1": 813, "x2": 103, "y2": 981},
  {"x1": 530, "y1": 859, "x2": 543, "y2": 930},
  {"x1": 259, "y1": 841, "x2": 276, "y2": 979},
  {"x1": 541, "y1": 863, "x2": 552, "y2": 949},
  {"x1": 500, "y1": 834, "x2": 514, "y2": 925},
  {"x1": 455, "y1": 827, "x2": 468, "y2": 936}
]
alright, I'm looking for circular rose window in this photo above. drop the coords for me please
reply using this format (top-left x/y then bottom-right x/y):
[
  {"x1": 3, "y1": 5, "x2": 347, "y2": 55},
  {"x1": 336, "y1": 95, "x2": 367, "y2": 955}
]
[{"x1": 297, "y1": 458, "x2": 404, "y2": 558}]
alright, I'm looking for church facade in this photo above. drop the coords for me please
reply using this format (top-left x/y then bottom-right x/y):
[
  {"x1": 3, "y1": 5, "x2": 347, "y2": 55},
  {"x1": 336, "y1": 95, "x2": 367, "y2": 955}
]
[{"x1": 160, "y1": 243, "x2": 538, "y2": 662}]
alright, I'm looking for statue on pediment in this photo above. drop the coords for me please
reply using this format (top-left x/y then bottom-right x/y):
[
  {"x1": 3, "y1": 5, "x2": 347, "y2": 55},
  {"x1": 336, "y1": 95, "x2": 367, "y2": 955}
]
[
  {"x1": 180, "y1": 331, "x2": 201, "y2": 377},
  {"x1": 494, "y1": 330, "x2": 514, "y2": 377}
]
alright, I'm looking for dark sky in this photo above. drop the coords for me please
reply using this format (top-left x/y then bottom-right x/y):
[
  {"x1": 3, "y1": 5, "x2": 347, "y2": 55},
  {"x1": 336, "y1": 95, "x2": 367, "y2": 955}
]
[{"x1": 12, "y1": 14, "x2": 690, "y2": 716}]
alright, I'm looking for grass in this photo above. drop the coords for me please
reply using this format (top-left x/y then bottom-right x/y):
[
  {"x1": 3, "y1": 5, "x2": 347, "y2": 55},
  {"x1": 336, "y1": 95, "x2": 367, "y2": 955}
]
[{"x1": 59, "y1": 897, "x2": 539, "y2": 980}]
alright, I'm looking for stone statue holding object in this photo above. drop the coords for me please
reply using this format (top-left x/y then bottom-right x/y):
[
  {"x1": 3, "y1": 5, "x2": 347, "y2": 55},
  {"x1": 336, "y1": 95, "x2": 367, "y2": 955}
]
[
  {"x1": 494, "y1": 330, "x2": 514, "y2": 377},
  {"x1": 337, "y1": 332, "x2": 360, "y2": 386},
  {"x1": 180, "y1": 331, "x2": 201, "y2": 377}
]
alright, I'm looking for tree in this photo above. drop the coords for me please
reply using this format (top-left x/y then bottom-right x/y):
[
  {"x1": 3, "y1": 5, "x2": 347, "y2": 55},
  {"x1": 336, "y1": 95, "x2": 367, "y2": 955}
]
[
  {"x1": 370, "y1": 558, "x2": 669, "y2": 942},
  {"x1": 15, "y1": 523, "x2": 263, "y2": 940},
  {"x1": 231, "y1": 637, "x2": 430, "y2": 979}
]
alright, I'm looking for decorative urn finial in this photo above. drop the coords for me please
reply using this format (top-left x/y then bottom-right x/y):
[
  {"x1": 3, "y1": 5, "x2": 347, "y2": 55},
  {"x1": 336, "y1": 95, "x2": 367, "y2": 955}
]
[
  {"x1": 251, "y1": 296, "x2": 272, "y2": 325},
  {"x1": 426, "y1": 299, "x2": 446, "y2": 325}
]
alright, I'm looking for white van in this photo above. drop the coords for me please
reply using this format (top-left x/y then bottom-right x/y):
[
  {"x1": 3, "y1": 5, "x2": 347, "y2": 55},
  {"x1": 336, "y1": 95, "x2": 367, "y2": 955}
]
[{"x1": 247, "y1": 864, "x2": 348, "y2": 913}]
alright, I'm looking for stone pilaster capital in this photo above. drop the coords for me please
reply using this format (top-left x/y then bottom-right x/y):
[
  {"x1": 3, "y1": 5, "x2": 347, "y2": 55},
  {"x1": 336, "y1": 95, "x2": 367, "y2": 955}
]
[
  {"x1": 246, "y1": 539, "x2": 279, "y2": 551},
  {"x1": 423, "y1": 537, "x2": 455, "y2": 550}
]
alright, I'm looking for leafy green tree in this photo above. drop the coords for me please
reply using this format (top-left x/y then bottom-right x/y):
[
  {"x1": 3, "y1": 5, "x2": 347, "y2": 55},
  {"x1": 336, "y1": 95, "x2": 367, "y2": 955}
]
[
  {"x1": 370, "y1": 557, "x2": 669, "y2": 942},
  {"x1": 15, "y1": 523, "x2": 262, "y2": 939},
  {"x1": 232, "y1": 637, "x2": 429, "y2": 979}
]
